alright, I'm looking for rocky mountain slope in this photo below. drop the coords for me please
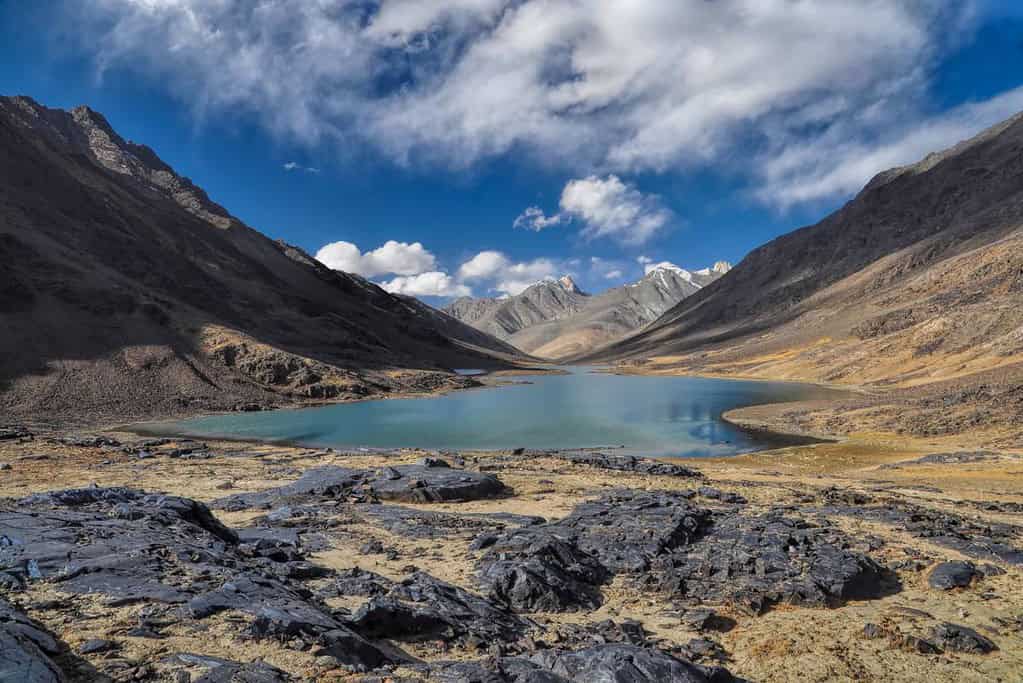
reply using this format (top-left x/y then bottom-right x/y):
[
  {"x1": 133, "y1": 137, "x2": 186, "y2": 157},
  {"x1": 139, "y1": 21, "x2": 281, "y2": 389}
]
[
  {"x1": 0, "y1": 96, "x2": 526, "y2": 423},
  {"x1": 580, "y1": 110, "x2": 1023, "y2": 446},
  {"x1": 445, "y1": 275, "x2": 590, "y2": 340},
  {"x1": 514, "y1": 262, "x2": 730, "y2": 358},
  {"x1": 446, "y1": 263, "x2": 730, "y2": 359}
]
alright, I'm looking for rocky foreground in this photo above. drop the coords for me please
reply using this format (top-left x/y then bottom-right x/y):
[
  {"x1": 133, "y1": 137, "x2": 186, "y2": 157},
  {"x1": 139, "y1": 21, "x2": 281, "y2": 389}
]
[{"x1": 1, "y1": 430, "x2": 1022, "y2": 681}]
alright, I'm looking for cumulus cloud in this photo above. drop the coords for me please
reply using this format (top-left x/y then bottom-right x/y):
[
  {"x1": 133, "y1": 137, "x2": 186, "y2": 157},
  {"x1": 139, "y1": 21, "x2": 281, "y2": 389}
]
[
  {"x1": 494, "y1": 258, "x2": 560, "y2": 295},
  {"x1": 457, "y1": 250, "x2": 560, "y2": 296},
  {"x1": 315, "y1": 240, "x2": 436, "y2": 277},
  {"x1": 604, "y1": 269, "x2": 623, "y2": 280},
  {"x1": 69, "y1": 1, "x2": 984, "y2": 206},
  {"x1": 559, "y1": 176, "x2": 671, "y2": 244},
  {"x1": 379, "y1": 272, "x2": 471, "y2": 297},
  {"x1": 636, "y1": 255, "x2": 653, "y2": 265},
  {"x1": 457, "y1": 250, "x2": 511, "y2": 281},
  {"x1": 516, "y1": 176, "x2": 671, "y2": 244}
]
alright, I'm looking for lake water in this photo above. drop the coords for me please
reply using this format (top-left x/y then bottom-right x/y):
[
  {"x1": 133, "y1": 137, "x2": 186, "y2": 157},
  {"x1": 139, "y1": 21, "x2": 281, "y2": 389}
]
[{"x1": 147, "y1": 368, "x2": 843, "y2": 458}]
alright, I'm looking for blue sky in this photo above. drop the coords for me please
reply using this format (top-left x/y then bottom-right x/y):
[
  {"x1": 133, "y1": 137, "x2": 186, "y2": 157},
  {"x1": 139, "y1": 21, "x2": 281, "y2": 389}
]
[{"x1": 3, "y1": 1, "x2": 1023, "y2": 301}]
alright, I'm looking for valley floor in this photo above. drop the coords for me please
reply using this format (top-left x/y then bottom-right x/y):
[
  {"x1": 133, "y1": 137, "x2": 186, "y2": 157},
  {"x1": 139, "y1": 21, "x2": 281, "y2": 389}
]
[{"x1": 1, "y1": 421, "x2": 1022, "y2": 682}]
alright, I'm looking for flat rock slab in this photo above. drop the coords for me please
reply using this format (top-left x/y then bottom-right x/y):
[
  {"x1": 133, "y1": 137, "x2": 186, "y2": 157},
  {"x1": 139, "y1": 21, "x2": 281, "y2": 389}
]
[
  {"x1": 0, "y1": 599, "x2": 66, "y2": 683},
  {"x1": 816, "y1": 501, "x2": 1023, "y2": 565},
  {"x1": 195, "y1": 661, "x2": 293, "y2": 682},
  {"x1": 349, "y1": 571, "x2": 535, "y2": 647},
  {"x1": 215, "y1": 464, "x2": 509, "y2": 511},
  {"x1": 928, "y1": 622, "x2": 998, "y2": 654},
  {"x1": 432, "y1": 644, "x2": 736, "y2": 682},
  {"x1": 560, "y1": 452, "x2": 704, "y2": 478},
  {"x1": 164, "y1": 654, "x2": 294, "y2": 683},
  {"x1": 361, "y1": 504, "x2": 544, "y2": 540},
  {"x1": 928, "y1": 561, "x2": 979, "y2": 590},
  {"x1": 0, "y1": 487, "x2": 392, "y2": 672},
  {"x1": 892, "y1": 451, "x2": 999, "y2": 467}
]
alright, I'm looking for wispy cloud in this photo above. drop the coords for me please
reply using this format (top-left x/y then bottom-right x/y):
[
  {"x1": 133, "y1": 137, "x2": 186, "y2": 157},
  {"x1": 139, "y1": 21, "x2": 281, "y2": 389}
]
[
  {"x1": 513, "y1": 206, "x2": 563, "y2": 232},
  {"x1": 283, "y1": 161, "x2": 320, "y2": 174},
  {"x1": 72, "y1": 1, "x2": 983, "y2": 206},
  {"x1": 758, "y1": 85, "x2": 1023, "y2": 207}
]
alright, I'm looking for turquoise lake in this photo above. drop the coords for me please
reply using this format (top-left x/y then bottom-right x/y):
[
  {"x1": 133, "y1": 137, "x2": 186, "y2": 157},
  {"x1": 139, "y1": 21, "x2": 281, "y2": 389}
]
[{"x1": 149, "y1": 368, "x2": 842, "y2": 458}]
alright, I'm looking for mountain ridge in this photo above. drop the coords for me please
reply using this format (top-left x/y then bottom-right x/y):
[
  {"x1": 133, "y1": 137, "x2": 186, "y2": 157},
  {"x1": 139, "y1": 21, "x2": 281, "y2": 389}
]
[
  {"x1": 445, "y1": 262, "x2": 730, "y2": 358},
  {"x1": 576, "y1": 108, "x2": 1023, "y2": 446},
  {"x1": 0, "y1": 95, "x2": 527, "y2": 423}
]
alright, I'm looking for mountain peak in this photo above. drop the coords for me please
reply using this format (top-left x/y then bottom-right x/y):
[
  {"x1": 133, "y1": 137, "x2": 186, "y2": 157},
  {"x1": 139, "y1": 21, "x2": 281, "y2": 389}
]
[
  {"x1": 558, "y1": 275, "x2": 584, "y2": 294},
  {"x1": 645, "y1": 262, "x2": 693, "y2": 281},
  {"x1": 712, "y1": 261, "x2": 732, "y2": 274}
]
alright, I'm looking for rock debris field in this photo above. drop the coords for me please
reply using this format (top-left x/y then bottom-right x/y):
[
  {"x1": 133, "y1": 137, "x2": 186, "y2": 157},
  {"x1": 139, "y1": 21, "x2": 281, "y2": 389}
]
[{"x1": 1, "y1": 432, "x2": 1022, "y2": 681}]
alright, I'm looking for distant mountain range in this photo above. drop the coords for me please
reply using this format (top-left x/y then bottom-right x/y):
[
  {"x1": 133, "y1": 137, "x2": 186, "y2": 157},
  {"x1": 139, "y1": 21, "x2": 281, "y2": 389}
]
[
  {"x1": 0, "y1": 96, "x2": 526, "y2": 422},
  {"x1": 444, "y1": 262, "x2": 730, "y2": 358}
]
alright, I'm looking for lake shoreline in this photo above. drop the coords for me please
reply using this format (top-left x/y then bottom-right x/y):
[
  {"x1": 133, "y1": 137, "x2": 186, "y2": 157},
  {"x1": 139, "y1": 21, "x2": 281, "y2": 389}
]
[{"x1": 118, "y1": 369, "x2": 846, "y2": 459}]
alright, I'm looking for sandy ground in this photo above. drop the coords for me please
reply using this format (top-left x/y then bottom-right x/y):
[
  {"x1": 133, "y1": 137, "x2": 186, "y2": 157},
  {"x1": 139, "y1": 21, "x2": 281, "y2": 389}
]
[{"x1": 2, "y1": 426, "x2": 1022, "y2": 682}]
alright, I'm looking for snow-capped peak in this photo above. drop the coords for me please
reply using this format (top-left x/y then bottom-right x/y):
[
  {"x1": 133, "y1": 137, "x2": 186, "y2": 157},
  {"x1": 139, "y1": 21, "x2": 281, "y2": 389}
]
[
  {"x1": 712, "y1": 260, "x2": 732, "y2": 274},
  {"x1": 644, "y1": 261, "x2": 693, "y2": 282},
  {"x1": 520, "y1": 275, "x2": 585, "y2": 296}
]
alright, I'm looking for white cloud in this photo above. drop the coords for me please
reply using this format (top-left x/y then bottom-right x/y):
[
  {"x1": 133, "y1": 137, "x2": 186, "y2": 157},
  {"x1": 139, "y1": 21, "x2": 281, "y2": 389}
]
[
  {"x1": 314, "y1": 241, "x2": 365, "y2": 274},
  {"x1": 515, "y1": 175, "x2": 675, "y2": 245},
  {"x1": 636, "y1": 255, "x2": 653, "y2": 265},
  {"x1": 494, "y1": 258, "x2": 559, "y2": 295},
  {"x1": 379, "y1": 272, "x2": 471, "y2": 297},
  {"x1": 513, "y1": 206, "x2": 563, "y2": 232},
  {"x1": 283, "y1": 161, "x2": 320, "y2": 174},
  {"x1": 604, "y1": 269, "x2": 623, "y2": 280},
  {"x1": 457, "y1": 250, "x2": 510, "y2": 281},
  {"x1": 515, "y1": 176, "x2": 671, "y2": 245},
  {"x1": 758, "y1": 84, "x2": 1023, "y2": 207},
  {"x1": 559, "y1": 175, "x2": 671, "y2": 244},
  {"x1": 456, "y1": 250, "x2": 560, "y2": 296},
  {"x1": 71, "y1": 1, "x2": 983, "y2": 206},
  {"x1": 315, "y1": 240, "x2": 436, "y2": 277}
]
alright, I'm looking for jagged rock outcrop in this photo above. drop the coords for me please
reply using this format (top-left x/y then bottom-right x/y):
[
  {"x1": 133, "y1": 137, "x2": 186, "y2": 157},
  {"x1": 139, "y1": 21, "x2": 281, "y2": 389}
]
[
  {"x1": 0, "y1": 486, "x2": 393, "y2": 672},
  {"x1": 478, "y1": 490, "x2": 888, "y2": 615},
  {"x1": 0, "y1": 599, "x2": 68, "y2": 683}
]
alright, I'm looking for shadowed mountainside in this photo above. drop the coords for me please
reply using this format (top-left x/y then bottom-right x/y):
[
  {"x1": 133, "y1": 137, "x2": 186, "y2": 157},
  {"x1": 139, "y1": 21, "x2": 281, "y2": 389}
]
[
  {"x1": 0, "y1": 96, "x2": 527, "y2": 423},
  {"x1": 578, "y1": 110, "x2": 1023, "y2": 446}
]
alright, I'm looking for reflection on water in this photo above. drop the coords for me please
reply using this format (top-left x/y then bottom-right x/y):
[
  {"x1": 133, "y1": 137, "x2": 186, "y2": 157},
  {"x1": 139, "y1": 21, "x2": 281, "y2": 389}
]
[{"x1": 149, "y1": 367, "x2": 843, "y2": 458}]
